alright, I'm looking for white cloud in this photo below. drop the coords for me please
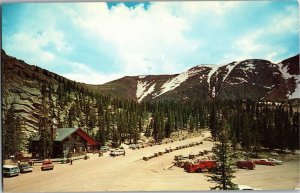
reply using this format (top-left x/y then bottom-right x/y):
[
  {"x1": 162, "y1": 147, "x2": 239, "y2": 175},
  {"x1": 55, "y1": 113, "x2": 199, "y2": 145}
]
[
  {"x1": 227, "y1": 4, "x2": 298, "y2": 63},
  {"x1": 5, "y1": 32, "x2": 55, "y2": 65},
  {"x1": 269, "y1": 5, "x2": 299, "y2": 34},
  {"x1": 61, "y1": 62, "x2": 123, "y2": 84},
  {"x1": 70, "y1": 2, "x2": 237, "y2": 76},
  {"x1": 3, "y1": 2, "x2": 298, "y2": 85}
]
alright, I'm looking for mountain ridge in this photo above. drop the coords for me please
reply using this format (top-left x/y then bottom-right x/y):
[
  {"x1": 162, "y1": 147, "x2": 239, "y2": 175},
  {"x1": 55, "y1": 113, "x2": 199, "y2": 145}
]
[
  {"x1": 96, "y1": 55, "x2": 299, "y2": 102},
  {"x1": 2, "y1": 49, "x2": 299, "y2": 151},
  {"x1": 2, "y1": 49, "x2": 299, "y2": 103}
]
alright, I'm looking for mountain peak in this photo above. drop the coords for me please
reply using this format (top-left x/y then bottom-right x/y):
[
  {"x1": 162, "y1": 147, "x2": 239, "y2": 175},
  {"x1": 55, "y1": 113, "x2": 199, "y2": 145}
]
[{"x1": 98, "y1": 55, "x2": 299, "y2": 102}]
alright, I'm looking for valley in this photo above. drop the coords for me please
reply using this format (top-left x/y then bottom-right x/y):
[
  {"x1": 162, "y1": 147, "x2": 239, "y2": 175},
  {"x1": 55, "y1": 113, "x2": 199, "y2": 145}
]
[{"x1": 3, "y1": 131, "x2": 299, "y2": 192}]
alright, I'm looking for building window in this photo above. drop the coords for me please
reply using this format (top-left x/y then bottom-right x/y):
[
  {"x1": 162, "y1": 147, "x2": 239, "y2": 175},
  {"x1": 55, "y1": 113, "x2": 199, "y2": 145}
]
[{"x1": 77, "y1": 135, "x2": 80, "y2": 141}]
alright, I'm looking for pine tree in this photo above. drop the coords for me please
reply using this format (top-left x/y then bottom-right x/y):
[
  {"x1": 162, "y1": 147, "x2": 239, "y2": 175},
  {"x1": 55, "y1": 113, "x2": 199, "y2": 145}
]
[
  {"x1": 165, "y1": 111, "x2": 172, "y2": 138},
  {"x1": 209, "y1": 103, "x2": 218, "y2": 140},
  {"x1": 240, "y1": 113, "x2": 252, "y2": 151},
  {"x1": 207, "y1": 123, "x2": 238, "y2": 190},
  {"x1": 38, "y1": 83, "x2": 53, "y2": 159},
  {"x1": 2, "y1": 105, "x2": 22, "y2": 159}
]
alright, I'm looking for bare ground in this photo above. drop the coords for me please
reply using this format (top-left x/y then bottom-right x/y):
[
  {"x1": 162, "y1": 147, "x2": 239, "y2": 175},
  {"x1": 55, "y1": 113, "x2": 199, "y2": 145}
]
[{"x1": 2, "y1": 130, "x2": 299, "y2": 192}]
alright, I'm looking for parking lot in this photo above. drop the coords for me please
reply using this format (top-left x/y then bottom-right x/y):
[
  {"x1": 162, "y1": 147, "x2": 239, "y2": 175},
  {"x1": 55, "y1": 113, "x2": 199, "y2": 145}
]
[{"x1": 2, "y1": 130, "x2": 299, "y2": 192}]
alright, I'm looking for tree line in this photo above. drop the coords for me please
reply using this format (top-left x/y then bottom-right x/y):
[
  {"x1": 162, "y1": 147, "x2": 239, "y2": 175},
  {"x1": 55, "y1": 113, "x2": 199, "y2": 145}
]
[{"x1": 2, "y1": 78, "x2": 299, "y2": 159}]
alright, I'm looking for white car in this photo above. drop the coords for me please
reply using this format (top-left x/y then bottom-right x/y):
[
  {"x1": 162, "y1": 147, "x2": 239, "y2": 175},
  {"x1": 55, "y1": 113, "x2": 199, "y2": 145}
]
[
  {"x1": 238, "y1": 185, "x2": 262, "y2": 190},
  {"x1": 129, "y1": 144, "x2": 137, "y2": 150},
  {"x1": 110, "y1": 149, "x2": 125, "y2": 156},
  {"x1": 268, "y1": 158, "x2": 283, "y2": 165}
]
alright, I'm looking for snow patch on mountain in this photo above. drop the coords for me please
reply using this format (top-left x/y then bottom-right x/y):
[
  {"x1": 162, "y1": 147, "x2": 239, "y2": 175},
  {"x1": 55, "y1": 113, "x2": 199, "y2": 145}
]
[
  {"x1": 202, "y1": 65, "x2": 220, "y2": 97},
  {"x1": 277, "y1": 62, "x2": 300, "y2": 99},
  {"x1": 244, "y1": 63, "x2": 255, "y2": 71},
  {"x1": 205, "y1": 65, "x2": 219, "y2": 86},
  {"x1": 136, "y1": 81, "x2": 148, "y2": 100},
  {"x1": 153, "y1": 67, "x2": 205, "y2": 98},
  {"x1": 230, "y1": 77, "x2": 247, "y2": 85},
  {"x1": 223, "y1": 61, "x2": 239, "y2": 83},
  {"x1": 277, "y1": 63, "x2": 293, "y2": 79},
  {"x1": 138, "y1": 83, "x2": 156, "y2": 102},
  {"x1": 289, "y1": 82, "x2": 300, "y2": 99},
  {"x1": 154, "y1": 72, "x2": 189, "y2": 98}
]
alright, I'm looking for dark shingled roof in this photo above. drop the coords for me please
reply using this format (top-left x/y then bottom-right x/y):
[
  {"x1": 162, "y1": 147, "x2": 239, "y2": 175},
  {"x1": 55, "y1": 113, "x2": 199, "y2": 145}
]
[
  {"x1": 32, "y1": 128, "x2": 77, "y2": 142},
  {"x1": 54, "y1": 128, "x2": 77, "y2": 141}
]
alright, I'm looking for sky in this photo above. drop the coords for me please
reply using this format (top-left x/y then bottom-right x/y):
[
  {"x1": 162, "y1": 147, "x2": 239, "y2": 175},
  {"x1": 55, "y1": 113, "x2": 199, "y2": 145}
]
[{"x1": 2, "y1": 1, "x2": 299, "y2": 84}]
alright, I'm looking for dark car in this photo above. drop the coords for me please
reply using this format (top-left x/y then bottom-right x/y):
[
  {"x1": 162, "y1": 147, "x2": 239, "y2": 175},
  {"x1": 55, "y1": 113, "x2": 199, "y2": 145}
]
[
  {"x1": 19, "y1": 163, "x2": 33, "y2": 173},
  {"x1": 41, "y1": 159, "x2": 54, "y2": 171},
  {"x1": 236, "y1": 160, "x2": 255, "y2": 170}
]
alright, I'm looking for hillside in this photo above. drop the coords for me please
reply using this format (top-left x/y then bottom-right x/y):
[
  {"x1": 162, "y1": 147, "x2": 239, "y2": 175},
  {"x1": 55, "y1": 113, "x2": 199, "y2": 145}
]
[
  {"x1": 2, "y1": 50, "x2": 109, "y2": 150},
  {"x1": 2, "y1": 49, "x2": 299, "y2": 153}
]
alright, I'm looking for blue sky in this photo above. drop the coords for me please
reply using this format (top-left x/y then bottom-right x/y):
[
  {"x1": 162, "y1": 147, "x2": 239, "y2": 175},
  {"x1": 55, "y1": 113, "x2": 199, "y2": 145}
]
[{"x1": 2, "y1": 1, "x2": 299, "y2": 84}]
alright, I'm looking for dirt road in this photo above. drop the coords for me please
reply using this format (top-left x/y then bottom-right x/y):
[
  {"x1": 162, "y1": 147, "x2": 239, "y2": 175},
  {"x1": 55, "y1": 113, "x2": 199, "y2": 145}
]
[{"x1": 3, "y1": 130, "x2": 299, "y2": 192}]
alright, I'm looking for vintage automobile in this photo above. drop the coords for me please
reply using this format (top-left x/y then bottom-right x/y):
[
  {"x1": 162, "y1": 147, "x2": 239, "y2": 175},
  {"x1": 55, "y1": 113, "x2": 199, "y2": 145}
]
[
  {"x1": 129, "y1": 144, "x2": 137, "y2": 150},
  {"x1": 185, "y1": 160, "x2": 217, "y2": 173},
  {"x1": 41, "y1": 159, "x2": 54, "y2": 171},
  {"x1": 236, "y1": 160, "x2": 256, "y2": 170},
  {"x1": 110, "y1": 149, "x2": 125, "y2": 156},
  {"x1": 238, "y1": 185, "x2": 262, "y2": 190},
  {"x1": 19, "y1": 163, "x2": 33, "y2": 173},
  {"x1": 253, "y1": 159, "x2": 276, "y2": 166},
  {"x1": 100, "y1": 146, "x2": 110, "y2": 152},
  {"x1": 3, "y1": 165, "x2": 20, "y2": 177},
  {"x1": 267, "y1": 158, "x2": 283, "y2": 165}
]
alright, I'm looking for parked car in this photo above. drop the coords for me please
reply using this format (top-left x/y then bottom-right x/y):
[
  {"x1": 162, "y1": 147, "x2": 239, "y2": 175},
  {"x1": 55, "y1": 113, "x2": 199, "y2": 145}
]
[
  {"x1": 100, "y1": 146, "x2": 110, "y2": 152},
  {"x1": 110, "y1": 149, "x2": 125, "y2": 156},
  {"x1": 3, "y1": 165, "x2": 20, "y2": 177},
  {"x1": 19, "y1": 163, "x2": 33, "y2": 173},
  {"x1": 41, "y1": 159, "x2": 54, "y2": 171},
  {"x1": 253, "y1": 159, "x2": 276, "y2": 166},
  {"x1": 268, "y1": 158, "x2": 283, "y2": 165},
  {"x1": 136, "y1": 144, "x2": 144, "y2": 149},
  {"x1": 129, "y1": 144, "x2": 137, "y2": 150},
  {"x1": 185, "y1": 160, "x2": 217, "y2": 173},
  {"x1": 236, "y1": 160, "x2": 255, "y2": 170},
  {"x1": 238, "y1": 185, "x2": 262, "y2": 190}
]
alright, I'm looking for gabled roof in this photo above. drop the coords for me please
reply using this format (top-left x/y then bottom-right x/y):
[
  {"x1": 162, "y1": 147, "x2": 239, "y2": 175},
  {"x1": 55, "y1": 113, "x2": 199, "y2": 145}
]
[
  {"x1": 54, "y1": 128, "x2": 77, "y2": 141},
  {"x1": 31, "y1": 128, "x2": 99, "y2": 145},
  {"x1": 76, "y1": 128, "x2": 99, "y2": 145}
]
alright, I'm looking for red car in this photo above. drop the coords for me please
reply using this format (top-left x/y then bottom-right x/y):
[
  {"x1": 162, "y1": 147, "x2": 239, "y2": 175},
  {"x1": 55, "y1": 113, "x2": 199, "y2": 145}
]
[
  {"x1": 41, "y1": 159, "x2": 54, "y2": 171},
  {"x1": 185, "y1": 160, "x2": 217, "y2": 173},
  {"x1": 236, "y1": 160, "x2": 255, "y2": 170},
  {"x1": 253, "y1": 159, "x2": 276, "y2": 166}
]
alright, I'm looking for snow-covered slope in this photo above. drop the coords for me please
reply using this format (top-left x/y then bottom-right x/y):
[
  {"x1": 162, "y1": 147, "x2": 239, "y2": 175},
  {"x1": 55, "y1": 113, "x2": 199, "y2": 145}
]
[
  {"x1": 153, "y1": 67, "x2": 204, "y2": 98},
  {"x1": 136, "y1": 80, "x2": 156, "y2": 102},
  {"x1": 277, "y1": 62, "x2": 300, "y2": 99},
  {"x1": 98, "y1": 55, "x2": 299, "y2": 102}
]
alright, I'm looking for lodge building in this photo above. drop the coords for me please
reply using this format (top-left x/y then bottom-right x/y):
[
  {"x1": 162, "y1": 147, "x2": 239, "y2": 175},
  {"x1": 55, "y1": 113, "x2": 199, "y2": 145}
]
[{"x1": 31, "y1": 128, "x2": 99, "y2": 158}]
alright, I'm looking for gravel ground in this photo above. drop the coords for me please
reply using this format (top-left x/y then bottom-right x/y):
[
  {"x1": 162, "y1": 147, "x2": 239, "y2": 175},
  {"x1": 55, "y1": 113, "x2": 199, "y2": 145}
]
[{"x1": 2, "y1": 130, "x2": 299, "y2": 192}]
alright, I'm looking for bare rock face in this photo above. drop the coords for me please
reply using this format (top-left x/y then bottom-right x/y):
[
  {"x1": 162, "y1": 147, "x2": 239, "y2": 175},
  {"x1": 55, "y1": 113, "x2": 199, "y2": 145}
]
[{"x1": 2, "y1": 50, "x2": 81, "y2": 149}]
